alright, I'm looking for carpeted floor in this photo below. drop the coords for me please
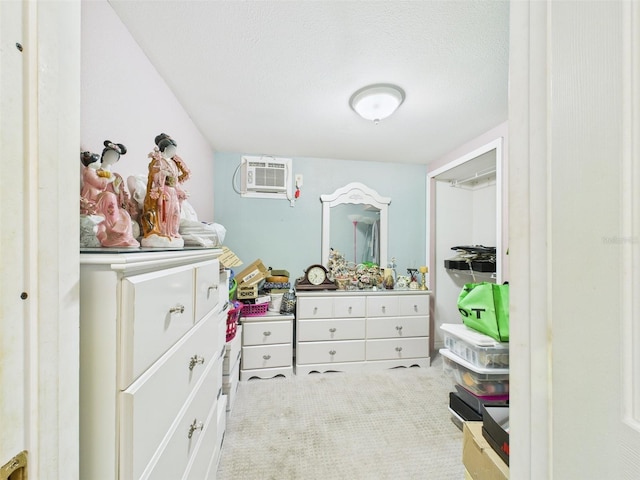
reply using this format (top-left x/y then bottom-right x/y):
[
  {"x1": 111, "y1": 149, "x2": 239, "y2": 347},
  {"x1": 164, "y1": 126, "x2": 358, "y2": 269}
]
[{"x1": 216, "y1": 354, "x2": 463, "y2": 479}]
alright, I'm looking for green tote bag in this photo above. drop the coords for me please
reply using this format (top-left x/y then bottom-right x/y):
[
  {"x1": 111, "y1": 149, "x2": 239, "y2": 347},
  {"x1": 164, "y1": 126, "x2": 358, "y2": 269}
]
[{"x1": 457, "y1": 282, "x2": 509, "y2": 342}]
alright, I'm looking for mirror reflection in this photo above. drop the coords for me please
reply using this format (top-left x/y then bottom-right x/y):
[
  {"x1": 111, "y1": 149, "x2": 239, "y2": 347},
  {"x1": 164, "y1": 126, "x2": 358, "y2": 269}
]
[{"x1": 321, "y1": 182, "x2": 390, "y2": 268}]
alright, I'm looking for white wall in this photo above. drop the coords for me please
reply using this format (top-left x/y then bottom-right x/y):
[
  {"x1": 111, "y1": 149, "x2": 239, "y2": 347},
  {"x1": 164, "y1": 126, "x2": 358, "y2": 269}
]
[{"x1": 81, "y1": 1, "x2": 215, "y2": 221}]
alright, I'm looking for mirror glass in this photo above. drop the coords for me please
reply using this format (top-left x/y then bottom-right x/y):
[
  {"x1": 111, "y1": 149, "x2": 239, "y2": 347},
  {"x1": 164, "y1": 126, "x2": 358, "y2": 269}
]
[{"x1": 321, "y1": 182, "x2": 390, "y2": 267}]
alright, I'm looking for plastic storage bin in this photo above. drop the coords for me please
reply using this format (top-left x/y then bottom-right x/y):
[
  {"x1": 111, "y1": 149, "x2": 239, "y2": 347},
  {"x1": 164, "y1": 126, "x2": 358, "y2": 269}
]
[
  {"x1": 440, "y1": 348, "x2": 509, "y2": 396},
  {"x1": 441, "y1": 323, "x2": 509, "y2": 368}
]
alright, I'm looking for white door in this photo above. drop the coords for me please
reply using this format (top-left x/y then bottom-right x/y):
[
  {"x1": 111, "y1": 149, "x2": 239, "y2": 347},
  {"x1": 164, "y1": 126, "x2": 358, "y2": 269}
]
[
  {"x1": 0, "y1": 1, "x2": 80, "y2": 478},
  {"x1": 509, "y1": 1, "x2": 640, "y2": 478}
]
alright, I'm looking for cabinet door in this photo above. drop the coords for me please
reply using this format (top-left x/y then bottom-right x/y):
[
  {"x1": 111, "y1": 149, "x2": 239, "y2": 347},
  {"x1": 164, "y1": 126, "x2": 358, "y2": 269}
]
[{"x1": 121, "y1": 266, "x2": 195, "y2": 387}]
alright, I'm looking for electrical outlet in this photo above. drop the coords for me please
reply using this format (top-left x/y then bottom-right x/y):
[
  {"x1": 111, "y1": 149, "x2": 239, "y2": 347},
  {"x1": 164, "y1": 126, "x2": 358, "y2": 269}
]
[{"x1": 295, "y1": 174, "x2": 303, "y2": 188}]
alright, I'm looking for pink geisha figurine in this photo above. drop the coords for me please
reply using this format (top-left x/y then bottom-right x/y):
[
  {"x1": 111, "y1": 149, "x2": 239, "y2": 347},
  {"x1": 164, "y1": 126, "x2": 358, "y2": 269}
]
[
  {"x1": 140, "y1": 133, "x2": 190, "y2": 248},
  {"x1": 80, "y1": 141, "x2": 128, "y2": 215},
  {"x1": 94, "y1": 191, "x2": 140, "y2": 247}
]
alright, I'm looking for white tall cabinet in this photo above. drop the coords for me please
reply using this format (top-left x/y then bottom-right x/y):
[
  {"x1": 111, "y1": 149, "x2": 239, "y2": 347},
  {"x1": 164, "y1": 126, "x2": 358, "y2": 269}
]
[{"x1": 79, "y1": 249, "x2": 227, "y2": 480}]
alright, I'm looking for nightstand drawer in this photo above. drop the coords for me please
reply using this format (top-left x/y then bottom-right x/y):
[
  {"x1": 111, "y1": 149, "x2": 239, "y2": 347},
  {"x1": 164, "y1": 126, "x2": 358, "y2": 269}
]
[
  {"x1": 121, "y1": 266, "x2": 195, "y2": 387},
  {"x1": 366, "y1": 337, "x2": 428, "y2": 361},
  {"x1": 242, "y1": 320, "x2": 292, "y2": 346},
  {"x1": 367, "y1": 316, "x2": 429, "y2": 339},
  {"x1": 242, "y1": 344, "x2": 292, "y2": 370},
  {"x1": 297, "y1": 318, "x2": 365, "y2": 341},
  {"x1": 296, "y1": 340, "x2": 365, "y2": 365}
]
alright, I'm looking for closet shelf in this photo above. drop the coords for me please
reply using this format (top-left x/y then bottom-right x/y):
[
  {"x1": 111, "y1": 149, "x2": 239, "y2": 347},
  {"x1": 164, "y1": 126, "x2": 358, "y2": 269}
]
[
  {"x1": 449, "y1": 167, "x2": 496, "y2": 190},
  {"x1": 445, "y1": 267, "x2": 497, "y2": 280}
]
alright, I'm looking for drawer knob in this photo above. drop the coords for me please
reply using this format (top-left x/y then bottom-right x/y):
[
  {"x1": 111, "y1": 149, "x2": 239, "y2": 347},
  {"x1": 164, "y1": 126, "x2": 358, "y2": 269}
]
[
  {"x1": 188, "y1": 419, "x2": 204, "y2": 439},
  {"x1": 413, "y1": 304, "x2": 418, "y2": 312},
  {"x1": 188, "y1": 355, "x2": 205, "y2": 370},
  {"x1": 348, "y1": 306, "x2": 352, "y2": 313},
  {"x1": 395, "y1": 325, "x2": 403, "y2": 332},
  {"x1": 329, "y1": 327, "x2": 337, "y2": 333},
  {"x1": 329, "y1": 349, "x2": 336, "y2": 355},
  {"x1": 395, "y1": 346, "x2": 403, "y2": 352},
  {"x1": 169, "y1": 304, "x2": 185, "y2": 315},
  {"x1": 263, "y1": 331, "x2": 272, "y2": 336},
  {"x1": 208, "y1": 285, "x2": 219, "y2": 295},
  {"x1": 263, "y1": 354, "x2": 271, "y2": 360},
  {"x1": 382, "y1": 306, "x2": 386, "y2": 312},
  {"x1": 313, "y1": 306, "x2": 318, "y2": 314}
]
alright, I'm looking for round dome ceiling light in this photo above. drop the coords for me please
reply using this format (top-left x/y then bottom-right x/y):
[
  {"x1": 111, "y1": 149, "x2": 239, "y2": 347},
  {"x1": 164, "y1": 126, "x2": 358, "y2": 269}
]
[{"x1": 349, "y1": 84, "x2": 406, "y2": 124}]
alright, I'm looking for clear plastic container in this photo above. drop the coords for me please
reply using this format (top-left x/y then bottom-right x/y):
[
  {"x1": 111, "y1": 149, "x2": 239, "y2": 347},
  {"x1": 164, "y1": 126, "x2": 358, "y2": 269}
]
[
  {"x1": 440, "y1": 348, "x2": 509, "y2": 396},
  {"x1": 441, "y1": 323, "x2": 509, "y2": 368}
]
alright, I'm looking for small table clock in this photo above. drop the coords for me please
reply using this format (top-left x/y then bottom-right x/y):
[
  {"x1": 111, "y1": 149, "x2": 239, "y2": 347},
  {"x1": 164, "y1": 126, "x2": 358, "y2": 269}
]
[{"x1": 295, "y1": 264, "x2": 338, "y2": 291}]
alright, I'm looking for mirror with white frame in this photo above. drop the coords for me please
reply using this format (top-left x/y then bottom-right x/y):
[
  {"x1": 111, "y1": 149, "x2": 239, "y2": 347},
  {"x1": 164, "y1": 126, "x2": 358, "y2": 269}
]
[{"x1": 320, "y1": 182, "x2": 391, "y2": 268}]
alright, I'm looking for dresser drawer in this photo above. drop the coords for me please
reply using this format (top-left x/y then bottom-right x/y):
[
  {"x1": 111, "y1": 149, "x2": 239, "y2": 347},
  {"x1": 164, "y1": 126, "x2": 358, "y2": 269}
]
[
  {"x1": 366, "y1": 337, "x2": 429, "y2": 361},
  {"x1": 333, "y1": 296, "x2": 366, "y2": 317},
  {"x1": 366, "y1": 295, "x2": 399, "y2": 317},
  {"x1": 141, "y1": 357, "x2": 220, "y2": 480},
  {"x1": 297, "y1": 318, "x2": 365, "y2": 341},
  {"x1": 398, "y1": 295, "x2": 429, "y2": 316},
  {"x1": 119, "y1": 316, "x2": 221, "y2": 480},
  {"x1": 182, "y1": 393, "x2": 224, "y2": 480},
  {"x1": 242, "y1": 344, "x2": 292, "y2": 370},
  {"x1": 195, "y1": 260, "x2": 220, "y2": 323},
  {"x1": 242, "y1": 320, "x2": 292, "y2": 346},
  {"x1": 366, "y1": 316, "x2": 429, "y2": 339},
  {"x1": 121, "y1": 266, "x2": 195, "y2": 387},
  {"x1": 296, "y1": 340, "x2": 365, "y2": 365},
  {"x1": 297, "y1": 296, "x2": 333, "y2": 318}
]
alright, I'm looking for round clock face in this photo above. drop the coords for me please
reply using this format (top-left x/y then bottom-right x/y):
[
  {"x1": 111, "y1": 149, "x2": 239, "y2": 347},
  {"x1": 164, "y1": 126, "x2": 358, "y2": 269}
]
[{"x1": 307, "y1": 265, "x2": 327, "y2": 285}]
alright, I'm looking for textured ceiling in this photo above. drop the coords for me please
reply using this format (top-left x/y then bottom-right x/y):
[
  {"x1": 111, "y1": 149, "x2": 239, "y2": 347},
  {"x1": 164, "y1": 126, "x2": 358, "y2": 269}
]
[{"x1": 108, "y1": 0, "x2": 509, "y2": 165}]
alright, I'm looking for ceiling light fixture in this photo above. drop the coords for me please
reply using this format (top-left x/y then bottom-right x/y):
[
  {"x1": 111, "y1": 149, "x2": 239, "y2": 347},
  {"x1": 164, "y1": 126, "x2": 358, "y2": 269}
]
[{"x1": 349, "y1": 84, "x2": 405, "y2": 124}]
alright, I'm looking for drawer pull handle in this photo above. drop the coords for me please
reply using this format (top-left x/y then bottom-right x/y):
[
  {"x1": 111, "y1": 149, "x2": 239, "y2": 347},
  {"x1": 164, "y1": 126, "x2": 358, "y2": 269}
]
[
  {"x1": 329, "y1": 327, "x2": 337, "y2": 333},
  {"x1": 413, "y1": 304, "x2": 418, "y2": 312},
  {"x1": 348, "y1": 306, "x2": 352, "y2": 313},
  {"x1": 169, "y1": 304, "x2": 185, "y2": 315},
  {"x1": 382, "y1": 306, "x2": 386, "y2": 312},
  {"x1": 188, "y1": 419, "x2": 204, "y2": 439},
  {"x1": 395, "y1": 325, "x2": 403, "y2": 332},
  {"x1": 395, "y1": 346, "x2": 403, "y2": 352},
  {"x1": 208, "y1": 285, "x2": 219, "y2": 294},
  {"x1": 263, "y1": 331, "x2": 272, "y2": 336},
  {"x1": 313, "y1": 306, "x2": 318, "y2": 314},
  {"x1": 188, "y1": 355, "x2": 205, "y2": 370},
  {"x1": 263, "y1": 354, "x2": 271, "y2": 360},
  {"x1": 329, "y1": 349, "x2": 336, "y2": 355}
]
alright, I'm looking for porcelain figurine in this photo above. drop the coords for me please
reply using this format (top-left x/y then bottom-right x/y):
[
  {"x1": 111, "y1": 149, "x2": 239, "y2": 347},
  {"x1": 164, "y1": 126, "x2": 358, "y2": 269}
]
[
  {"x1": 95, "y1": 191, "x2": 140, "y2": 247},
  {"x1": 140, "y1": 133, "x2": 190, "y2": 248}
]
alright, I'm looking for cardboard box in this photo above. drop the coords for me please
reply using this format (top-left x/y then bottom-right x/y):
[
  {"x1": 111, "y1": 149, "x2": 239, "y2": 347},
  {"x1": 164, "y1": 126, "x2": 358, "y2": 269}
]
[
  {"x1": 236, "y1": 259, "x2": 268, "y2": 286},
  {"x1": 237, "y1": 284, "x2": 258, "y2": 300},
  {"x1": 481, "y1": 405, "x2": 510, "y2": 466},
  {"x1": 463, "y1": 422, "x2": 509, "y2": 480}
]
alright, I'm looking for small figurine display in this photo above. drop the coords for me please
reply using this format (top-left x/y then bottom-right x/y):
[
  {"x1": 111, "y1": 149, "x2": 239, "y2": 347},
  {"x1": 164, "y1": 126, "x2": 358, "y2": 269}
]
[
  {"x1": 140, "y1": 133, "x2": 190, "y2": 248},
  {"x1": 79, "y1": 140, "x2": 139, "y2": 248}
]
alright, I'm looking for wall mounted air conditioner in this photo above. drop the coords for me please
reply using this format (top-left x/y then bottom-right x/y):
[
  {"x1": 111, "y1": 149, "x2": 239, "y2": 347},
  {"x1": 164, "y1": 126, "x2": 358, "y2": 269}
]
[{"x1": 241, "y1": 156, "x2": 291, "y2": 195}]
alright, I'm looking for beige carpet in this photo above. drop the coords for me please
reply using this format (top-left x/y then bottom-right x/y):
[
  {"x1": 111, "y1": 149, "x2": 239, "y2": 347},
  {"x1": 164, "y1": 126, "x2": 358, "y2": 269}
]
[{"x1": 217, "y1": 354, "x2": 464, "y2": 479}]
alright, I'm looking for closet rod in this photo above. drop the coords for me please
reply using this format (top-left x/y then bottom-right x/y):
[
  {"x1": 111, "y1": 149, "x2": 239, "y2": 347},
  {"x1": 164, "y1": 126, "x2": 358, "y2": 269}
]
[{"x1": 449, "y1": 167, "x2": 496, "y2": 188}]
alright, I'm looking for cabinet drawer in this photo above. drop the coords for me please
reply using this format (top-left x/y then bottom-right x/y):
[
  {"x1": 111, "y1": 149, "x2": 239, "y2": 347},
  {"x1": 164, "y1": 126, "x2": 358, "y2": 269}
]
[
  {"x1": 140, "y1": 357, "x2": 220, "y2": 480},
  {"x1": 119, "y1": 319, "x2": 222, "y2": 480},
  {"x1": 242, "y1": 320, "x2": 292, "y2": 346},
  {"x1": 366, "y1": 295, "x2": 399, "y2": 317},
  {"x1": 121, "y1": 266, "x2": 195, "y2": 387},
  {"x1": 366, "y1": 337, "x2": 429, "y2": 361},
  {"x1": 182, "y1": 394, "x2": 225, "y2": 480},
  {"x1": 366, "y1": 316, "x2": 429, "y2": 339},
  {"x1": 296, "y1": 340, "x2": 365, "y2": 365},
  {"x1": 333, "y1": 296, "x2": 366, "y2": 317},
  {"x1": 297, "y1": 297, "x2": 333, "y2": 318},
  {"x1": 195, "y1": 260, "x2": 220, "y2": 322},
  {"x1": 297, "y1": 318, "x2": 365, "y2": 341},
  {"x1": 398, "y1": 295, "x2": 429, "y2": 316},
  {"x1": 242, "y1": 344, "x2": 292, "y2": 370}
]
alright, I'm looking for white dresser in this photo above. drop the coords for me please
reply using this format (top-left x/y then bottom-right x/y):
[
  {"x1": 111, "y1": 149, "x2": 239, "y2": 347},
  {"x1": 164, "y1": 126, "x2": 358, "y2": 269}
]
[
  {"x1": 240, "y1": 311, "x2": 295, "y2": 380},
  {"x1": 80, "y1": 249, "x2": 228, "y2": 480},
  {"x1": 295, "y1": 290, "x2": 430, "y2": 375}
]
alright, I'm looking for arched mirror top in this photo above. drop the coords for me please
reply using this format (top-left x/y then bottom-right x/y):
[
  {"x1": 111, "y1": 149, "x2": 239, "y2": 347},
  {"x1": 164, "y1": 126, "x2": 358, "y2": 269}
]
[{"x1": 321, "y1": 182, "x2": 391, "y2": 268}]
